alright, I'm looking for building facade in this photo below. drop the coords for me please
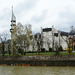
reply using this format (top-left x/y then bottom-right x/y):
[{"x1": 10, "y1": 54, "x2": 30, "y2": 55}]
[{"x1": 41, "y1": 26, "x2": 68, "y2": 51}]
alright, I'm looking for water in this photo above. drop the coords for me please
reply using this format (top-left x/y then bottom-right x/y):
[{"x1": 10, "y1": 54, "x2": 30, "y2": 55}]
[{"x1": 0, "y1": 66, "x2": 75, "y2": 75}]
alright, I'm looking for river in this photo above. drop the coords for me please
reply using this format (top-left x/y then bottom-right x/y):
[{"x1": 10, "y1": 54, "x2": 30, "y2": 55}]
[{"x1": 0, "y1": 66, "x2": 75, "y2": 75}]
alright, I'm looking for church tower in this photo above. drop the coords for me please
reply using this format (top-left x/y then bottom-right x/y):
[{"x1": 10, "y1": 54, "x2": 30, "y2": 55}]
[
  {"x1": 10, "y1": 6, "x2": 16, "y2": 33},
  {"x1": 10, "y1": 6, "x2": 16, "y2": 53}
]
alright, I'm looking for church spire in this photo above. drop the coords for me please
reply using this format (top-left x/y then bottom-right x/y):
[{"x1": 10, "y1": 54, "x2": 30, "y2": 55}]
[
  {"x1": 12, "y1": 6, "x2": 13, "y2": 20},
  {"x1": 10, "y1": 6, "x2": 16, "y2": 33},
  {"x1": 11, "y1": 6, "x2": 16, "y2": 22}
]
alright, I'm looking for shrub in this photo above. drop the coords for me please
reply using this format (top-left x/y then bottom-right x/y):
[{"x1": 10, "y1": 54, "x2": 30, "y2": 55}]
[
  {"x1": 66, "y1": 48, "x2": 72, "y2": 54},
  {"x1": 49, "y1": 48, "x2": 52, "y2": 52},
  {"x1": 41, "y1": 48, "x2": 46, "y2": 52},
  {"x1": 18, "y1": 48, "x2": 23, "y2": 55},
  {"x1": 58, "y1": 46, "x2": 63, "y2": 51}
]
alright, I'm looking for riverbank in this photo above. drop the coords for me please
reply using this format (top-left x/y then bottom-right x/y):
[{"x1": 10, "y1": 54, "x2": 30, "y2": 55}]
[{"x1": 0, "y1": 55, "x2": 75, "y2": 66}]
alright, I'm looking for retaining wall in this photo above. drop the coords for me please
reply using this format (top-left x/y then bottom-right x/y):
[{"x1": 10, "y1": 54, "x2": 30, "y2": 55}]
[{"x1": 0, "y1": 55, "x2": 75, "y2": 66}]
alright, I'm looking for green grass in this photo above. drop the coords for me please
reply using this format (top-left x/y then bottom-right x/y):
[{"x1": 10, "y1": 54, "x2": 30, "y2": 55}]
[
  {"x1": 60, "y1": 52, "x2": 70, "y2": 55},
  {"x1": 0, "y1": 51, "x2": 75, "y2": 56},
  {"x1": 26, "y1": 52, "x2": 55, "y2": 56},
  {"x1": 60, "y1": 51, "x2": 75, "y2": 55}
]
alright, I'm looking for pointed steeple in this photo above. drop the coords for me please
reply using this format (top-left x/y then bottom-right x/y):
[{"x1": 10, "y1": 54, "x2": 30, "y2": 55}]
[
  {"x1": 11, "y1": 6, "x2": 16, "y2": 22},
  {"x1": 10, "y1": 6, "x2": 16, "y2": 33}
]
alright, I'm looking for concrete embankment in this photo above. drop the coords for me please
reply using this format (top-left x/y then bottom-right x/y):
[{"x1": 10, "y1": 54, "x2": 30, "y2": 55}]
[{"x1": 0, "y1": 55, "x2": 75, "y2": 66}]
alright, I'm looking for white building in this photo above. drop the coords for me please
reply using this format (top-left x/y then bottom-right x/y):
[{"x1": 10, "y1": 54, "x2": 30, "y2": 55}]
[{"x1": 41, "y1": 26, "x2": 68, "y2": 51}]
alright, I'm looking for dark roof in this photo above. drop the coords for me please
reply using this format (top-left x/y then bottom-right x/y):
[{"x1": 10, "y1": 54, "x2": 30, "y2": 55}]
[
  {"x1": 35, "y1": 33, "x2": 41, "y2": 39},
  {"x1": 61, "y1": 31, "x2": 69, "y2": 36},
  {"x1": 43, "y1": 28, "x2": 52, "y2": 32},
  {"x1": 69, "y1": 32, "x2": 75, "y2": 35}
]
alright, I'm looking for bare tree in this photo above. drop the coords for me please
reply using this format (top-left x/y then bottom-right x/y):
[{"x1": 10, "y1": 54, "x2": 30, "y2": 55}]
[
  {"x1": 70, "y1": 26, "x2": 75, "y2": 50},
  {"x1": 36, "y1": 33, "x2": 41, "y2": 54},
  {"x1": 0, "y1": 32, "x2": 9, "y2": 56},
  {"x1": 32, "y1": 33, "x2": 35, "y2": 53}
]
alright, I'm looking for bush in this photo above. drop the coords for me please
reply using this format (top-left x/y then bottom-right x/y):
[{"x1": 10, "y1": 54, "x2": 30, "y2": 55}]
[
  {"x1": 41, "y1": 48, "x2": 46, "y2": 52},
  {"x1": 58, "y1": 46, "x2": 63, "y2": 51},
  {"x1": 8, "y1": 50, "x2": 11, "y2": 55},
  {"x1": 49, "y1": 48, "x2": 52, "y2": 52},
  {"x1": 66, "y1": 48, "x2": 72, "y2": 54},
  {"x1": 18, "y1": 48, "x2": 23, "y2": 55},
  {"x1": 26, "y1": 51, "x2": 37, "y2": 53}
]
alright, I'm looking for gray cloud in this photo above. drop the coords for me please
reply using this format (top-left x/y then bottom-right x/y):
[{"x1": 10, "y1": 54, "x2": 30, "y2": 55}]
[
  {"x1": 31, "y1": 9, "x2": 48, "y2": 23},
  {"x1": 59, "y1": 8, "x2": 75, "y2": 25},
  {"x1": 54, "y1": 8, "x2": 75, "y2": 32},
  {"x1": 0, "y1": 8, "x2": 11, "y2": 21},
  {"x1": 14, "y1": 0, "x2": 39, "y2": 15}
]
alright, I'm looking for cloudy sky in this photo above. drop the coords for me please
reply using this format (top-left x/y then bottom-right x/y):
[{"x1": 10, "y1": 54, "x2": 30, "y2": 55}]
[{"x1": 0, "y1": 0, "x2": 75, "y2": 35}]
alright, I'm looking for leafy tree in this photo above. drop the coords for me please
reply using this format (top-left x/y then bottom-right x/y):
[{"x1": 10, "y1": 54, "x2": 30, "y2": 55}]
[
  {"x1": 22, "y1": 24, "x2": 32, "y2": 55},
  {"x1": 12, "y1": 22, "x2": 24, "y2": 55},
  {"x1": 12, "y1": 23, "x2": 32, "y2": 55}
]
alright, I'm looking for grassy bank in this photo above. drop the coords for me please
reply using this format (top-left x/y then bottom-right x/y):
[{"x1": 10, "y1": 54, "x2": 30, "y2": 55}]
[{"x1": 0, "y1": 51, "x2": 75, "y2": 56}]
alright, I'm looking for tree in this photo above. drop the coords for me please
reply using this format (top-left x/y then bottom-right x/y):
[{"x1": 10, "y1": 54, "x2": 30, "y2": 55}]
[
  {"x1": 32, "y1": 33, "x2": 35, "y2": 53},
  {"x1": 70, "y1": 26, "x2": 75, "y2": 35},
  {"x1": 12, "y1": 23, "x2": 32, "y2": 55},
  {"x1": 12, "y1": 22, "x2": 24, "y2": 55},
  {"x1": 70, "y1": 26, "x2": 75, "y2": 50},
  {"x1": 55, "y1": 41, "x2": 59, "y2": 55},
  {"x1": 0, "y1": 32, "x2": 9, "y2": 56},
  {"x1": 61, "y1": 34, "x2": 72, "y2": 54},
  {"x1": 36, "y1": 33, "x2": 41, "y2": 54},
  {"x1": 22, "y1": 24, "x2": 32, "y2": 55},
  {"x1": 8, "y1": 43, "x2": 11, "y2": 55}
]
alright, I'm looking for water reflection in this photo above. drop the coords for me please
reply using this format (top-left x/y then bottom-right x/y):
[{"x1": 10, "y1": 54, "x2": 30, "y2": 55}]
[{"x1": 0, "y1": 66, "x2": 75, "y2": 75}]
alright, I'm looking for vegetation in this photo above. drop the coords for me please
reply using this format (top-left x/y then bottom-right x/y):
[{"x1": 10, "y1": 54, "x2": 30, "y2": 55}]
[
  {"x1": 66, "y1": 48, "x2": 72, "y2": 54},
  {"x1": 0, "y1": 24, "x2": 75, "y2": 57},
  {"x1": 12, "y1": 23, "x2": 32, "y2": 55},
  {"x1": 0, "y1": 51, "x2": 75, "y2": 56},
  {"x1": 41, "y1": 48, "x2": 46, "y2": 52}
]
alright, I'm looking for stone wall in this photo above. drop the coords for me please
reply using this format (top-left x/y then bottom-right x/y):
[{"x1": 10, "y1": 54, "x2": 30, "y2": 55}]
[{"x1": 0, "y1": 55, "x2": 75, "y2": 66}]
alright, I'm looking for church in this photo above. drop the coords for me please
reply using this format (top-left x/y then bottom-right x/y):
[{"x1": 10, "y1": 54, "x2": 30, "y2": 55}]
[{"x1": 9, "y1": 7, "x2": 69, "y2": 53}]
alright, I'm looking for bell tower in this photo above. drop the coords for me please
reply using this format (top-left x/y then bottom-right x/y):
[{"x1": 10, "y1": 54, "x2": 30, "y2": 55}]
[
  {"x1": 10, "y1": 6, "x2": 16, "y2": 33},
  {"x1": 10, "y1": 6, "x2": 16, "y2": 53}
]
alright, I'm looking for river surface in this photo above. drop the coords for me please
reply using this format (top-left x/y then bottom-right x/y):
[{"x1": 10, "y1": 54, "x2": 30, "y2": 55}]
[{"x1": 0, "y1": 66, "x2": 75, "y2": 75}]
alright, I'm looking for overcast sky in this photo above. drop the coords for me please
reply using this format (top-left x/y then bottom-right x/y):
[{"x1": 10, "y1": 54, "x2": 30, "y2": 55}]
[{"x1": 0, "y1": 0, "x2": 75, "y2": 35}]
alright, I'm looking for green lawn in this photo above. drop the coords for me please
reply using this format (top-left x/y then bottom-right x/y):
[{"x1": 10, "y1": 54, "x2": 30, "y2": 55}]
[
  {"x1": 0, "y1": 51, "x2": 75, "y2": 56},
  {"x1": 26, "y1": 52, "x2": 55, "y2": 56}
]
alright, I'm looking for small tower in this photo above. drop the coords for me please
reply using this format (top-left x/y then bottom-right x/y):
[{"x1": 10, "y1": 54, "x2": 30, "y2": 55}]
[{"x1": 10, "y1": 6, "x2": 16, "y2": 33}]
